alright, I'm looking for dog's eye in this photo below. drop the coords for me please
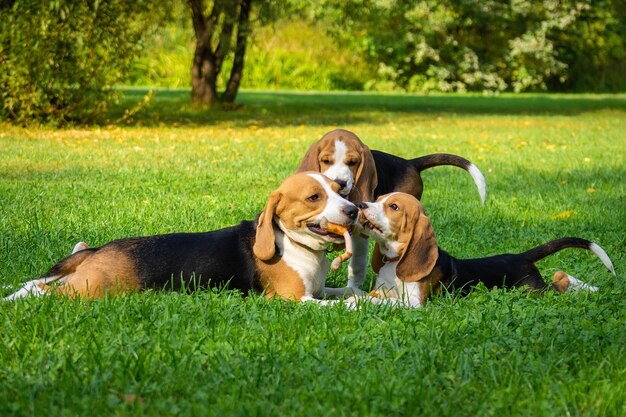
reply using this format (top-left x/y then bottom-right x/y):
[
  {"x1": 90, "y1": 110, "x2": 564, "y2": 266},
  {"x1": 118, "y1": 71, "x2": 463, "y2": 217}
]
[
  {"x1": 347, "y1": 159, "x2": 359, "y2": 167},
  {"x1": 321, "y1": 159, "x2": 331, "y2": 165},
  {"x1": 389, "y1": 203, "x2": 399, "y2": 211},
  {"x1": 307, "y1": 194, "x2": 321, "y2": 202}
]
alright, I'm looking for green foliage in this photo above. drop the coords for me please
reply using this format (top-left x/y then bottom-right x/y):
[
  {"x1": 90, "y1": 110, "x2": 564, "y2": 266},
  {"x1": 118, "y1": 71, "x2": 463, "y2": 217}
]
[
  {"x1": 124, "y1": 20, "x2": 374, "y2": 92},
  {"x1": 2, "y1": 0, "x2": 624, "y2": 127},
  {"x1": 123, "y1": 1, "x2": 625, "y2": 94},
  {"x1": 308, "y1": 0, "x2": 626, "y2": 93},
  {"x1": 551, "y1": 0, "x2": 626, "y2": 91},
  {"x1": 242, "y1": 21, "x2": 374, "y2": 91},
  {"x1": 0, "y1": 1, "x2": 163, "y2": 125},
  {"x1": 124, "y1": 24, "x2": 194, "y2": 89}
]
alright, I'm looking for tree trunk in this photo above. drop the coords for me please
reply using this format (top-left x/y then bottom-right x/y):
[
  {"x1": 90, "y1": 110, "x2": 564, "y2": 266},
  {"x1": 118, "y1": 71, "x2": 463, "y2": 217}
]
[
  {"x1": 191, "y1": 34, "x2": 219, "y2": 107},
  {"x1": 189, "y1": 0, "x2": 218, "y2": 107},
  {"x1": 222, "y1": 0, "x2": 251, "y2": 103},
  {"x1": 188, "y1": 0, "x2": 251, "y2": 107}
]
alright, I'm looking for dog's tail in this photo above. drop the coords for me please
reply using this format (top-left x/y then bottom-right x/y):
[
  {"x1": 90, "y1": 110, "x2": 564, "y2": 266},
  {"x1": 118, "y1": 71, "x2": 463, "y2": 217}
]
[
  {"x1": 410, "y1": 154, "x2": 486, "y2": 203},
  {"x1": 521, "y1": 238, "x2": 615, "y2": 275}
]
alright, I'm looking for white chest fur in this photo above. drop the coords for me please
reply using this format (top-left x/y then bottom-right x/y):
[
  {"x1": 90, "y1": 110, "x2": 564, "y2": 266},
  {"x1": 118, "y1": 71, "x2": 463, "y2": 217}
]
[
  {"x1": 275, "y1": 228, "x2": 328, "y2": 298},
  {"x1": 376, "y1": 262, "x2": 423, "y2": 307}
]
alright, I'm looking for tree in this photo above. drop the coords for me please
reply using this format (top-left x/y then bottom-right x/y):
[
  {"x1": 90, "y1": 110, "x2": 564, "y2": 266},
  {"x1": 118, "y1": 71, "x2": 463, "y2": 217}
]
[
  {"x1": 549, "y1": 0, "x2": 626, "y2": 91},
  {"x1": 188, "y1": 0, "x2": 252, "y2": 107},
  {"x1": 0, "y1": 0, "x2": 165, "y2": 125}
]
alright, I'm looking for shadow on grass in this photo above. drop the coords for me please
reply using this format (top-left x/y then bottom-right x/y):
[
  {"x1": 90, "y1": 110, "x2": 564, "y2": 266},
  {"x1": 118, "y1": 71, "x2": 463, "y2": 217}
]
[{"x1": 111, "y1": 88, "x2": 626, "y2": 128}]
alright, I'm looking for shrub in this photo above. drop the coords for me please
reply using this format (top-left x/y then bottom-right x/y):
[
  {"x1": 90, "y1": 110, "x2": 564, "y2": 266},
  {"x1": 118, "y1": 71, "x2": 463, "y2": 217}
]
[
  {"x1": 310, "y1": 0, "x2": 626, "y2": 93},
  {"x1": 0, "y1": 1, "x2": 162, "y2": 125}
]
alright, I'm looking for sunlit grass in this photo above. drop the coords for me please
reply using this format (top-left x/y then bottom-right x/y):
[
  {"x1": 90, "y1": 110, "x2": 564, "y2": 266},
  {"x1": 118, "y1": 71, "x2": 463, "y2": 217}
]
[{"x1": 0, "y1": 90, "x2": 624, "y2": 416}]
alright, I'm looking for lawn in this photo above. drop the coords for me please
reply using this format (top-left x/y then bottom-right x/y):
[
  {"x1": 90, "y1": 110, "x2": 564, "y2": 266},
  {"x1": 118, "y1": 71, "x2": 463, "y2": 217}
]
[{"x1": 1, "y1": 90, "x2": 625, "y2": 416}]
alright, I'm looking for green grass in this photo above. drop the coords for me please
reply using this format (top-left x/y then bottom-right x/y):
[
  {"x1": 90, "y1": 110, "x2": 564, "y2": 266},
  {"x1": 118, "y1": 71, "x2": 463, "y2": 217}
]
[{"x1": 1, "y1": 90, "x2": 625, "y2": 416}]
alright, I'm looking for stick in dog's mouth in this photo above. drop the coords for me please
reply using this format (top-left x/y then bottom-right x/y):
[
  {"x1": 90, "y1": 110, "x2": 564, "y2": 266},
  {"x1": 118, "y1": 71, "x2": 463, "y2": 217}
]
[
  {"x1": 308, "y1": 218, "x2": 349, "y2": 238},
  {"x1": 319, "y1": 217, "x2": 353, "y2": 271}
]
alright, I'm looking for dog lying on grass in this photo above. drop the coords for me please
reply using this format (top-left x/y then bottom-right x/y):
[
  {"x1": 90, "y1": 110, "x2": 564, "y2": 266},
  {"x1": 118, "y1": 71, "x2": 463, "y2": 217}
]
[
  {"x1": 353, "y1": 192, "x2": 615, "y2": 308},
  {"x1": 4, "y1": 173, "x2": 358, "y2": 303}
]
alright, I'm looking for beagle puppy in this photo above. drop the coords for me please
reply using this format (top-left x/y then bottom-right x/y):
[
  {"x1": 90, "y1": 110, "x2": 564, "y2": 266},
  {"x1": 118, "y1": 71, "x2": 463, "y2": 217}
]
[
  {"x1": 356, "y1": 192, "x2": 615, "y2": 308},
  {"x1": 4, "y1": 173, "x2": 358, "y2": 303},
  {"x1": 297, "y1": 128, "x2": 486, "y2": 293},
  {"x1": 297, "y1": 128, "x2": 486, "y2": 203}
]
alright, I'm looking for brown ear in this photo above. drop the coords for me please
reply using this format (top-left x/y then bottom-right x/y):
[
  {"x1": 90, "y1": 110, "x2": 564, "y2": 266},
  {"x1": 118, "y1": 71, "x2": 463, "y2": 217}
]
[
  {"x1": 296, "y1": 142, "x2": 320, "y2": 172},
  {"x1": 348, "y1": 144, "x2": 378, "y2": 202},
  {"x1": 371, "y1": 243, "x2": 384, "y2": 274},
  {"x1": 396, "y1": 211, "x2": 438, "y2": 282},
  {"x1": 253, "y1": 191, "x2": 281, "y2": 261}
]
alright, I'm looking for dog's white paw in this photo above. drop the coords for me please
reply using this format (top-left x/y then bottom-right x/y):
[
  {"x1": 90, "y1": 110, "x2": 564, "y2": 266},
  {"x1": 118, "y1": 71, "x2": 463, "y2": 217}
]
[
  {"x1": 72, "y1": 241, "x2": 89, "y2": 254},
  {"x1": 4, "y1": 280, "x2": 46, "y2": 301},
  {"x1": 553, "y1": 271, "x2": 599, "y2": 293},
  {"x1": 343, "y1": 295, "x2": 360, "y2": 310}
]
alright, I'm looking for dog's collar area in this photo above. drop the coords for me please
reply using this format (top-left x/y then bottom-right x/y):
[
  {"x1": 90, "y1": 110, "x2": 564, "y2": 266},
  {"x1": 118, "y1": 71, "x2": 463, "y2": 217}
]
[{"x1": 382, "y1": 255, "x2": 401, "y2": 263}]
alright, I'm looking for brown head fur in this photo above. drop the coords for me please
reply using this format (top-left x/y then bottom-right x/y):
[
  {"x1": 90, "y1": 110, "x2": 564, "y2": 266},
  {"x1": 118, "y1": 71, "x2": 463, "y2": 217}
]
[
  {"x1": 297, "y1": 129, "x2": 378, "y2": 202},
  {"x1": 370, "y1": 193, "x2": 439, "y2": 282}
]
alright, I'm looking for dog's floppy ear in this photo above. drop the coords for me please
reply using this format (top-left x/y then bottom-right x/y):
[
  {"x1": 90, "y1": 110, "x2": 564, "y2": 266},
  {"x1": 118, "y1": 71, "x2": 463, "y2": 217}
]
[
  {"x1": 371, "y1": 244, "x2": 384, "y2": 274},
  {"x1": 348, "y1": 143, "x2": 377, "y2": 202},
  {"x1": 253, "y1": 190, "x2": 281, "y2": 261},
  {"x1": 296, "y1": 142, "x2": 320, "y2": 172},
  {"x1": 396, "y1": 210, "x2": 438, "y2": 282}
]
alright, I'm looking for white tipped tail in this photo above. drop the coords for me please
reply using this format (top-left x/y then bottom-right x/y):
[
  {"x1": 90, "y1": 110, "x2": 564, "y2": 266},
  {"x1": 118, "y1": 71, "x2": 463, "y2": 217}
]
[
  {"x1": 589, "y1": 242, "x2": 616, "y2": 275},
  {"x1": 467, "y1": 164, "x2": 487, "y2": 204}
]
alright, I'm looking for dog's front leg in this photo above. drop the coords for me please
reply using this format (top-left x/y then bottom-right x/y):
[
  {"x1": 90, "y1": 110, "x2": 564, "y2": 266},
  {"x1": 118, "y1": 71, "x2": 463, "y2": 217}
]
[
  {"x1": 322, "y1": 234, "x2": 369, "y2": 298},
  {"x1": 347, "y1": 234, "x2": 369, "y2": 290},
  {"x1": 321, "y1": 286, "x2": 365, "y2": 298}
]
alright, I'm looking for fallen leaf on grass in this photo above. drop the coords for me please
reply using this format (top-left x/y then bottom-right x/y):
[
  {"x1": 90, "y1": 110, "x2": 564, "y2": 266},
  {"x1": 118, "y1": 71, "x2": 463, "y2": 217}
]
[
  {"x1": 550, "y1": 210, "x2": 574, "y2": 220},
  {"x1": 121, "y1": 394, "x2": 145, "y2": 405},
  {"x1": 108, "y1": 390, "x2": 145, "y2": 405}
]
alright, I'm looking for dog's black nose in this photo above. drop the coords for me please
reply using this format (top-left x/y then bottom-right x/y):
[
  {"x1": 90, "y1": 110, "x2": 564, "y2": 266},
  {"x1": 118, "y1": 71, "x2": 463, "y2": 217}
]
[
  {"x1": 334, "y1": 179, "x2": 347, "y2": 189},
  {"x1": 356, "y1": 202, "x2": 368, "y2": 209},
  {"x1": 343, "y1": 205, "x2": 358, "y2": 220}
]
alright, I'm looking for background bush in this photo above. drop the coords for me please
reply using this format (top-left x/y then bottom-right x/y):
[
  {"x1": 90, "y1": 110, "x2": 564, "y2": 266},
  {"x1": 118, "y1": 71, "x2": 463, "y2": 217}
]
[
  {"x1": 308, "y1": 0, "x2": 626, "y2": 93},
  {"x1": 551, "y1": 0, "x2": 626, "y2": 91},
  {"x1": 0, "y1": 0, "x2": 163, "y2": 125}
]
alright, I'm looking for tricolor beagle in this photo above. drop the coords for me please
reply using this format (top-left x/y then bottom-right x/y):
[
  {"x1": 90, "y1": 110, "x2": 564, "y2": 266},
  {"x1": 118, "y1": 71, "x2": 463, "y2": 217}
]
[
  {"x1": 297, "y1": 128, "x2": 486, "y2": 203},
  {"x1": 4, "y1": 173, "x2": 358, "y2": 303},
  {"x1": 355, "y1": 192, "x2": 615, "y2": 308},
  {"x1": 297, "y1": 128, "x2": 487, "y2": 292}
]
